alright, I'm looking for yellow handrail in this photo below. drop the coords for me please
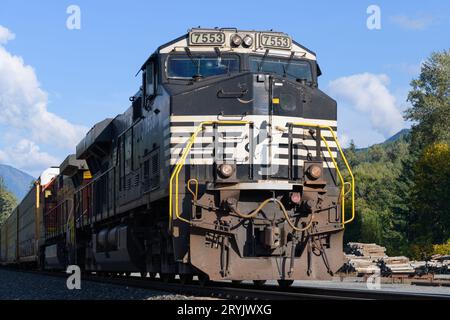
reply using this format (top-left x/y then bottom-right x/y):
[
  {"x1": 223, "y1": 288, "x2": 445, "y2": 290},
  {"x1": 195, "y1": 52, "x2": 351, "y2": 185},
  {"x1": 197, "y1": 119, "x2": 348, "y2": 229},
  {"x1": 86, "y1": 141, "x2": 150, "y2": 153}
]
[
  {"x1": 187, "y1": 178, "x2": 199, "y2": 201},
  {"x1": 168, "y1": 120, "x2": 252, "y2": 232},
  {"x1": 290, "y1": 123, "x2": 355, "y2": 226},
  {"x1": 168, "y1": 120, "x2": 355, "y2": 232}
]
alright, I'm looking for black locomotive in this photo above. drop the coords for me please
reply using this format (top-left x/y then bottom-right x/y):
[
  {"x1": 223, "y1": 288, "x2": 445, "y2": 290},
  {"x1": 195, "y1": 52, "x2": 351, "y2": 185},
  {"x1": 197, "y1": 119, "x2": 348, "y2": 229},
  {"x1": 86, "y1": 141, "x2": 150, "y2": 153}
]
[{"x1": 0, "y1": 28, "x2": 354, "y2": 287}]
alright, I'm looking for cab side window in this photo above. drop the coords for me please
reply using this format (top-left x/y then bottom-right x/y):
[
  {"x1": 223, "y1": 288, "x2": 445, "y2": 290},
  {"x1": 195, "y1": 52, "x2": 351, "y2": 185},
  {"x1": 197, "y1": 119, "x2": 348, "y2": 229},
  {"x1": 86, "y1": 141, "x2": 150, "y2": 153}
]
[{"x1": 145, "y1": 62, "x2": 154, "y2": 96}]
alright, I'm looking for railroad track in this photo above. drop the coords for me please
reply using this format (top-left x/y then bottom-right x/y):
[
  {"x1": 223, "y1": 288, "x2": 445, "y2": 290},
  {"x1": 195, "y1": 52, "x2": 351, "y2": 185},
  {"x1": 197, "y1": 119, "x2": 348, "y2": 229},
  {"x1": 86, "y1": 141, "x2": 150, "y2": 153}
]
[
  {"x1": 2, "y1": 267, "x2": 449, "y2": 300},
  {"x1": 84, "y1": 276, "x2": 450, "y2": 300}
]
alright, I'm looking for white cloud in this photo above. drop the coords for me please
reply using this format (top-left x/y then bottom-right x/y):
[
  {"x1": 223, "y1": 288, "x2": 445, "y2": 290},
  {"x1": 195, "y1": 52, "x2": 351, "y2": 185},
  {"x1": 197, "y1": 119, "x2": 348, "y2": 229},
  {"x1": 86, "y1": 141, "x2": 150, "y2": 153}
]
[
  {"x1": 390, "y1": 14, "x2": 435, "y2": 30},
  {"x1": 0, "y1": 25, "x2": 15, "y2": 44},
  {"x1": 0, "y1": 139, "x2": 59, "y2": 175},
  {"x1": 0, "y1": 25, "x2": 87, "y2": 175},
  {"x1": 338, "y1": 132, "x2": 351, "y2": 148},
  {"x1": 328, "y1": 73, "x2": 404, "y2": 137}
]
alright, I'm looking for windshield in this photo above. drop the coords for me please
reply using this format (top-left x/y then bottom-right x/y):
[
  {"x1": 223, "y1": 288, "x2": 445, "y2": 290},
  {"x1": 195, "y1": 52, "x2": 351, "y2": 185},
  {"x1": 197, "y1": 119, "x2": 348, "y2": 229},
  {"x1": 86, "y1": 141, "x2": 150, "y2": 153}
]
[
  {"x1": 167, "y1": 55, "x2": 239, "y2": 79},
  {"x1": 249, "y1": 56, "x2": 312, "y2": 82}
]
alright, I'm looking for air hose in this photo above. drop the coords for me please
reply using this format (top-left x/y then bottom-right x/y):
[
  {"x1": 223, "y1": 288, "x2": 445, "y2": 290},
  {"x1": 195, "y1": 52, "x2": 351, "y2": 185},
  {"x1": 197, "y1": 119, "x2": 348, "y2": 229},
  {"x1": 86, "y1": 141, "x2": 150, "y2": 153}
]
[{"x1": 228, "y1": 197, "x2": 314, "y2": 232}]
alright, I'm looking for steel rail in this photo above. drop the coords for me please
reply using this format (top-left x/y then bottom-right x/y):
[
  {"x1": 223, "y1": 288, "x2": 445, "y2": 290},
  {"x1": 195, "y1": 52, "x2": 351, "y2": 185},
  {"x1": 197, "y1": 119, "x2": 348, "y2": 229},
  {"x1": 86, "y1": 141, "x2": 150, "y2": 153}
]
[{"x1": 2, "y1": 267, "x2": 448, "y2": 300}]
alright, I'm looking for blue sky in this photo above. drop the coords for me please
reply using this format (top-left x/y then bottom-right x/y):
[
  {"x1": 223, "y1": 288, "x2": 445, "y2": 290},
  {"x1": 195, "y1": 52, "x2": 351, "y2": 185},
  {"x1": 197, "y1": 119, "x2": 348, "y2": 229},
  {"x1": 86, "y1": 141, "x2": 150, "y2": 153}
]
[{"x1": 0, "y1": 0, "x2": 449, "y2": 176}]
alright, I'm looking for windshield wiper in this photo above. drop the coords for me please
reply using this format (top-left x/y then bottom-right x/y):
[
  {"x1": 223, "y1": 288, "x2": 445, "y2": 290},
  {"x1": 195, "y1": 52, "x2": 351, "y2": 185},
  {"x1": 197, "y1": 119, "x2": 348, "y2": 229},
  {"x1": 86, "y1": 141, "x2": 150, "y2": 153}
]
[
  {"x1": 214, "y1": 47, "x2": 221, "y2": 59},
  {"x1": 282, "y1": 52, "x2": 295, "y2": 78},
  {"x1": 282, "y1": 69, "x2": 312, "y2": 85},
  {"x1": 214, "y1": 47, "x2": 228, "y2": 74},
  {"x1": 258, "y1": 49, "x2": 270, "y2": 72},
  {"x1": 184, "y1": 47, "x2": 202, "y2": 79}
]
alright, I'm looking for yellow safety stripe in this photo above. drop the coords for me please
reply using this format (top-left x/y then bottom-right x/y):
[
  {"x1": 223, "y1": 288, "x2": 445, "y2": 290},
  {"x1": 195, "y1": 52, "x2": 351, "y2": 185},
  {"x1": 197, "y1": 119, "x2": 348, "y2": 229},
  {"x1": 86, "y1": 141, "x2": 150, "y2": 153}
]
[
  {"x1": 169, "y1": 120, "x2": 252, "y2": 232},
  {"x1": 290, "y1": 122, "x2": 355, "y2": 226},
  {"x1": 168, "y1": 121, "x2": 355, "y2": 232}
]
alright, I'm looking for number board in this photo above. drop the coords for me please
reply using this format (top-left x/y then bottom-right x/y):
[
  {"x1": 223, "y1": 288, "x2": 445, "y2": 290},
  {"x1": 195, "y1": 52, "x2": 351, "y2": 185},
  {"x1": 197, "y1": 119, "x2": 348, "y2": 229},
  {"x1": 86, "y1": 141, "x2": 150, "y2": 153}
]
[
  {"x1": 189, "y1": 32, "x2": 226, "y2": 46},
  {"x1": 259, "y1": 33, "x2": 292, "y2": 50}
]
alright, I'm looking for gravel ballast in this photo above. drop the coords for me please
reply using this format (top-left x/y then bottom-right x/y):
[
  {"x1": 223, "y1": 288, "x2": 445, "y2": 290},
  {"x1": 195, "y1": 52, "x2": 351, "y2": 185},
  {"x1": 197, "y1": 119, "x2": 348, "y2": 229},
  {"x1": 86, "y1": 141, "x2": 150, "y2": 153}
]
[{"x1": 0, "y1": 268, "x2": 205, "y2": 300}]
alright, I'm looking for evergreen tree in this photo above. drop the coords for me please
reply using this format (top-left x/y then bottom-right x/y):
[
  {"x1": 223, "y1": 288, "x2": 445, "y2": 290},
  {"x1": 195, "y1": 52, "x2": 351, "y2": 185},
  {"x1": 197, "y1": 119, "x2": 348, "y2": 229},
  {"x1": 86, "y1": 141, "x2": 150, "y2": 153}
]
[
  {"x1": 0, "y1": 177, "x2": 18, "y2": 225},
  {"x1": 410, "y1": 143, "x2": 450, "y2": 245},
  {"x1": 342, "y1": 134, "x2": 410, "y2": 255},
  {"x1": 402, "y1": 50, "x2": 450, "y2": 257},
  {"x1": 405, "y1": 50, "x2": 450, "y2": 149}
]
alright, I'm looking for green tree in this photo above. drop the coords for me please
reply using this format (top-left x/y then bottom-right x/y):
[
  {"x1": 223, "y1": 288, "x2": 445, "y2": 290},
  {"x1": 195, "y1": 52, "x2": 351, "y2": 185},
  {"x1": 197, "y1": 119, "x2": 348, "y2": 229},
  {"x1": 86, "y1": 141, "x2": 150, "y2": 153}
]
[
  {"x1": 0, "y1": 177, "x2": 17, "y2": 225},
  {"x1": 401, "y1": 50, "x2": 450, "y2": 258},
  {"x1": 405, "y1": 50, "x2": 450, "y2": 150},
  {"x1": 410, "y1": 143, "x2": 450, "y2": 244},
  {"x1": 345, "y1": 140, "x2": 358, "y2": 167},
  {"x1": 342, "y1": 135, "x2": 410, "y2": 255}
]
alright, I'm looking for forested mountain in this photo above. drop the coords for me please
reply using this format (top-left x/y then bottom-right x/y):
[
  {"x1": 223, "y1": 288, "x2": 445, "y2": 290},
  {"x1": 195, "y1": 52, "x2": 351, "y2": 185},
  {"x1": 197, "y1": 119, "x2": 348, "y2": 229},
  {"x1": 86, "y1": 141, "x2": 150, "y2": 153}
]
[
  {"x1": 342, "y1": 130, "x2": 411, "y2": 255},
  {"x1": 0, "y1": 164, "x2": 35, "y2": 200},
  {"x1": 0, "y1": 177, "x2": 17, "y2": 225},
  {"x1": 0, "y1": 164, "x2": 33, "y2": 224}
]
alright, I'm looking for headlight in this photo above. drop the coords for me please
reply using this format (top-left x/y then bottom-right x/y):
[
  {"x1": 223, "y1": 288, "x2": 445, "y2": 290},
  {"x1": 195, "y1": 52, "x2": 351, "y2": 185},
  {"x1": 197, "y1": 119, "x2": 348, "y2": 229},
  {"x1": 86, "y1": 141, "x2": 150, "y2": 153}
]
[
  {"x1": 242, "y1": 35, "x2": 253, "y2": 47},
  {"x1": 230, "y1": 34, "x2": 242, "y2": 47},
  {"x1": 218, "y1": 164, "x2": 234, "y2": 178},
  {"x1": 290, "y1": 192, "x2": 302, "y2": 204},
  {"x1": 307, "y1": 165, "x2": 322, "y2": 180}
]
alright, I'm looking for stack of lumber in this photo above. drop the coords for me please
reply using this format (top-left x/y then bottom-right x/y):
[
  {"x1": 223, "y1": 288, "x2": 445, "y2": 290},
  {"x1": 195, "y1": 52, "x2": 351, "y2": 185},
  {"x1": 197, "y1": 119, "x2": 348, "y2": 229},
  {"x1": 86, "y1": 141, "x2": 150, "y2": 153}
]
[
  {"x1": 343, "y1": 243, "x2": 415, "y2": 275},
  {"x1": 432, "y1": 254, "x2": 450, "y2": 262},
  {"x1": 343, "y1": 255, "x2": 380, "y2": 274},
  {"x1": 444, "y1": 259, "x2": 450, "y2": 273},
  {"x1": 345, "y1": 242, "x2": 387, "y2": 258},
  {"x1": 411, "y1": 256, "x2": 450, "y2": 275},
  {"x1": 379, "y1": 256, "x2": 415, "y2": 275},
  {"x1": 341, "y1": 243, "x2": 450, "y2": 277},
  {"x1": 342, "y1": 243, "x2": 386, "y2": 275},
  {"x1": 410, "y1": 261, "x2": 427, "y2": 276}
]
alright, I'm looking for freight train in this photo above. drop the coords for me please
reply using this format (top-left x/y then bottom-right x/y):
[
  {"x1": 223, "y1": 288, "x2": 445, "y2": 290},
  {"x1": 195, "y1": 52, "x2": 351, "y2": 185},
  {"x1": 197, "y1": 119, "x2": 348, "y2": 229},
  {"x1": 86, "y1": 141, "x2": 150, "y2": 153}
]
[{"x1": 0, "y1": 28, "x2": 354, "y2": 287}]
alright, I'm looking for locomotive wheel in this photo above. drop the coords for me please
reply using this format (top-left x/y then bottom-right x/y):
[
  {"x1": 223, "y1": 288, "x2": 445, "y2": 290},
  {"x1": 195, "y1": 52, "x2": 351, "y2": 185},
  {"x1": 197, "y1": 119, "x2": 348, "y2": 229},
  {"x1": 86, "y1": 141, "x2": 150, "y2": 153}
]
[
  {"x1": 161, "y1": 273, "x2": 175, "y2": 283},
  {"x1": 253, "y1": 280, "x2": 267, "y2": 287},
  {"x1": 277, "y1": 280, "x2": 294, "y2": 288},
  {"x1": 232, "y1": 280, "x2": 243, "y2": 285},
  {"x1": 180, "y1": 274, "x2": 193, "y2": 285},
  {"x1": 198, "y1": 274, "x2": 210, "y2": 286},
  {"x1": 149, "y1": 272, "x2": 156, "y2": 280},
  {"x1": 140, "y1": 271, "x2": 148, "y2": 278}
]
